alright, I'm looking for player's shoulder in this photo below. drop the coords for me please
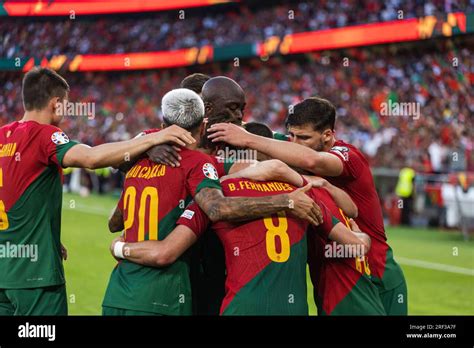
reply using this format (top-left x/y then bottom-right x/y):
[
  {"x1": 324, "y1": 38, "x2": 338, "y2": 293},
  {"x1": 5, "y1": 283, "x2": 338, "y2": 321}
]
[
  {"x1": 330, "y1": 140, "x2": 365, "y2": 163},
  {"x1": 36, "y1": 124, "x2": 72, "y2": 146},
  {"x1": 2, "y1": 121, "x2": 61, "y2": 139},
  {"x1": 181, "y1": 148, "x2": 213, "y2": 162},
  {"x1": 141, "y1": 128, "x2": 160, "y2": 135},
  {"x1": 180, "y1": 149, "x2": 220, "y2": 182},
  {"x1": 181, "y1": 148, "x2": 218, "y2": 171}
]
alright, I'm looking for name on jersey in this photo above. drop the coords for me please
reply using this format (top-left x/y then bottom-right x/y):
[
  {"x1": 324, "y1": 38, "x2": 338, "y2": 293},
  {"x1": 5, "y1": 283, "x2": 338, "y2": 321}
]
[
  {"x1": 227, "y1": 180, "x2": 293, "y2": 193},
  {"x1": 126, "y1": 164, "x2": 166, "y2": 180},
  {"x1": 0, "y1": 142, "x2": 17, "y2": 158}
]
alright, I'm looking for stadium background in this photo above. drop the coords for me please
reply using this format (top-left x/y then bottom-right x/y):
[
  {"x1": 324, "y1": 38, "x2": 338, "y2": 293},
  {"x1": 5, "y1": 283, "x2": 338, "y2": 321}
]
[{"x1": 0, "y1": 0, "x2": 473, "y2": 315}]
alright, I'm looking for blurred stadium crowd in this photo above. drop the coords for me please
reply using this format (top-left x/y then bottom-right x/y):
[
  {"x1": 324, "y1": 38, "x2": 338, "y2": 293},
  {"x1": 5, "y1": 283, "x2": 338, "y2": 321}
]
[
  {"x1": 1, "y1": 37, "x2": 472, "y2": 174},
  {"x1": 0, "y1": 0, "x2": 473, "y2": 210},
  {"x1": 1, "y1": 0, "x2": 473, "y2": 57}
]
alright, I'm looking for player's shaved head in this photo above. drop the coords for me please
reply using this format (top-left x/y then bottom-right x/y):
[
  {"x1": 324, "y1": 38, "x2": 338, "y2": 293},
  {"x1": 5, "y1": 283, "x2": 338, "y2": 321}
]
[{"x1": 201, "y1": 76, "x2": 246, "y2": 125}]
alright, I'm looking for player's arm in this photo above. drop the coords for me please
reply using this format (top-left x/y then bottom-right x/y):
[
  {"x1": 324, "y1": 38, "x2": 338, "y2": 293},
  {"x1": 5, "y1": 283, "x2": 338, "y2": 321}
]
[
  {"x1": 207, "y1": 123, "x2": 343, "y2": 176},
  {"x1": 304, "y1": 176, "x2": 358, "y2": 218},
  {"x1": 193, "y1": 184, "x2": 322, "y2": 226},
  {"x1": 62, "y1": 125, "x2": 195, "y2": 169},
  {"x1": 108, "y1": 205, "x2": 124, "y2": 232},
  {"x1": 312, "y1": 199, "x2": 369, "y2": 255},
  {"x1": 110, "y1": 225, "x2": 198, "y2": 267},
  {"x1": 110, "y1": 202, "x2": 208, "y2": 267},
  {"x1": 328, "y1": 222, "x2": 371, "y2": 255},
  {"x1": 220, "y1": 159, "x2": 304, "y2": 187}
]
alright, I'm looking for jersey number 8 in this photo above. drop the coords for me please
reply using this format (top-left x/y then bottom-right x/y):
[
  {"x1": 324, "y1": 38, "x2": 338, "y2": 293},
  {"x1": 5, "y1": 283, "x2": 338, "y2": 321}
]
[{"x1": 264, "y1": 212, "x2": 290, "y2": 263}]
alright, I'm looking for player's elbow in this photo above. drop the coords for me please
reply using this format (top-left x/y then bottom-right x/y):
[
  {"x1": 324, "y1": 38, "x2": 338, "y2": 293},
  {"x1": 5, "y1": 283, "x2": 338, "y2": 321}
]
[
  {"x1": 301, "y1": 155, "x2": 320, "y2": 173},
  {"x1": 75, "y1": 152, "x2": 98, "y2": 170},
  {"x1": 150, "y1": 247, "x2": 176, "y2": 267},
  {"x1": 347, "y1": 205, "x2": 358, "y2": 219},
  {"x1": 108, "y1": 219, "x2": 123, "y2": 233},
  {"x1": 85, "y1": 154, "x2": 102, "y2": 170},
  {"x1": 265, "y1": 159, "x2": 288, "y2": 181}
]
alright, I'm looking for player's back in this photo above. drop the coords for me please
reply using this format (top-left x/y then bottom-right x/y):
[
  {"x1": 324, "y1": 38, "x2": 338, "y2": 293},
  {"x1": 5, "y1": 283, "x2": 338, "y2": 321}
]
[
  {"x1": 0, "y1": 120, "x2": 77, "y2": 289},
  {"x1": 212, "y1": 178, "x2": 309, "y2": 315},
  {"x1": 103, "y1": 146, "x2": 222, "y2": 315},
  {"x1": 307, "y1": 187, "x2": 381, "y2": 315},
  {"x1": 329, "y1": 141, "x2": 385, "y2": 243},
  {"x1": 328, "y1": 140, "x2": 393, "y2": 281}
]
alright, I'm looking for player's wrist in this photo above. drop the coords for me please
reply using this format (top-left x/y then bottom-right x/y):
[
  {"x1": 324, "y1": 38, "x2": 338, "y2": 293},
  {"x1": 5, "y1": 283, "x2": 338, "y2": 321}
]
[
  {"x1": 243, "y1": 132, "x2": 256, "y2": 148},
  {"x1": 113, "y1": 241, "x2": 126, "y2": 259}
]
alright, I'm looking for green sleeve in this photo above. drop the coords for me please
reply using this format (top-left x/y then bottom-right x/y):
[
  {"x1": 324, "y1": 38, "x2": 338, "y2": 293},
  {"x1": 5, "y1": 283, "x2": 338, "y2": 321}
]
[
  {"x1": 273, "y1": 132, "x2": 290, "y2": 141},
  {"x1": 56, "y1": 141, "x2": 80, "y2": 167}
]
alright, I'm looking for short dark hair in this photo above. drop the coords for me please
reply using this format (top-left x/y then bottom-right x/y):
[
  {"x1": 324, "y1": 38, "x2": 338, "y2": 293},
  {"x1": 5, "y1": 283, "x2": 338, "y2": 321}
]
[
  {"x1": 180, "y1": 73, "x2": 211, "y2": 94},
  {"x1": 203, "y1": 110, "x2": 240, "y2": 152},
  {"x1": 22, "y1": 67, "x2": 70, "y2": 111},
  {"x1": 285, "y1": 97, "x2": 336, "y2": 132},
  {"x1": 244, "y1": 122, "x2": 273, "y2": 139}
]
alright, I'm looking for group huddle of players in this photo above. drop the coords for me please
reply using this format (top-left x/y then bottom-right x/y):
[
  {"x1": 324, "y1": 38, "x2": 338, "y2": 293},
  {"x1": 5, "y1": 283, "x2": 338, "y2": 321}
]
[{"x1": 0, "y1": 68, "x2": 407, "y2": 316}]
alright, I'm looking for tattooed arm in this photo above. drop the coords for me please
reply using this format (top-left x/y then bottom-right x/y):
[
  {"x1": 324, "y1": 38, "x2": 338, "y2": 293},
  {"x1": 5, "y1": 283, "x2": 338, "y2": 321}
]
[{"x1": 194, "y1": 184, "x2": 323, "y2": 226}]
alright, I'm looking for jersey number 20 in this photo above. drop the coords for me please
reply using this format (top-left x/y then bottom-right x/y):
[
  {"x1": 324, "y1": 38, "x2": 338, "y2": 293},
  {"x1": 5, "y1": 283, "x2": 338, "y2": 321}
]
[{"x1": 123, "y1": 186, "x2": 159, "y2": 241}]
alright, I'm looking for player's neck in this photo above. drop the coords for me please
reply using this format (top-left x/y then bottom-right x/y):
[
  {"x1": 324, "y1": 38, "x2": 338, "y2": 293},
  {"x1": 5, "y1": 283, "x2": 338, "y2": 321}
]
[
  {"x1": 22, "y1": 110, "x2": 53, "y2": 125},
  {"x1": 324, "y1": 137, "x2": 336, "y2": 151}
]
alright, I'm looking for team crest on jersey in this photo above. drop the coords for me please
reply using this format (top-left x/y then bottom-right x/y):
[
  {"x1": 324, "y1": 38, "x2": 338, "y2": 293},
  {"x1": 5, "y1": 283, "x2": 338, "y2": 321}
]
[
  {"x1": 51, "y1": 131, "x2": 70, "y2": 145},
  {"x1": 331, "y1": 146, "x2": 349, "y2": 161},
  {"x1": 202, "y1": 163, "x2": 219, "y2": 180}
]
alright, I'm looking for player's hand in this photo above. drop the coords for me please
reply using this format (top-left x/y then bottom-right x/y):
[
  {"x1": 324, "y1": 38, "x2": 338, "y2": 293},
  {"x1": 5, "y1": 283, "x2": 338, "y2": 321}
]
[
  {"x1": 350, "y1": 219, "x2": 371, "y2": 254},
  {"x1": 207, "y1": 122, "x2": 250, "y2": 147},
  {"x1": 287, "y1": 183, "x2": 324, "y2": 226},
  {"x1": 110, "y1": 236, "x2": 125, "y2": 262},
  {"x1": 156, "y1": 125, "x2": 196, "y2": 147},
  {"x1": 349, "y1": 218, "x2": 361, "y2": 232},
  {"x1": 61, "y1": 244, "x2": 68, "y2": 261},
  {"x1": 147, "y1": 144, "x2": 182, "y2": 167},
  {"x1": 304, "y1": 175, "x2": 328, "y2": 188}
]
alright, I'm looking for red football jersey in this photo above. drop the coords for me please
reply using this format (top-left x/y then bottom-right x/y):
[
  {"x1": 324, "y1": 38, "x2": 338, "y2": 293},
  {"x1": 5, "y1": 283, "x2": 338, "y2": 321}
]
[
  {"x1": 0, "y1": 120, "x2": 78, "y2": 288},
  {"x1": 327, "y1": 140, "x2": 388, "y2": 282},
  {"x1": 307, "y1": 187, "x2": 371, "y2": 314},
  {"x1": 177, "y1": 178, "x2": 339, "y2": 315},
  {"x1": 117, "y1": 149, "x2": 221, "y2": 242}
]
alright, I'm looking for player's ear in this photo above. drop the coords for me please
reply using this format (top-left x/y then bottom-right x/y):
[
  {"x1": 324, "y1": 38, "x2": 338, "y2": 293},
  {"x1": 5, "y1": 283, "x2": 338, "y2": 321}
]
[
  {"x1": 198, "y1": 122, "x2": 206, "y2": 138},
  {"x1": 204, "y1": 101, "x2": 212, "y2": 114},
  {"x1": 160, "y1": 122, "x2": 167, "y2": 129},
  {"x1": 322, "y1": 128, "x2": 333, "y2": 142},
  {"x1": 50, "y1": 97, "x2": 61, "y2": 114}
]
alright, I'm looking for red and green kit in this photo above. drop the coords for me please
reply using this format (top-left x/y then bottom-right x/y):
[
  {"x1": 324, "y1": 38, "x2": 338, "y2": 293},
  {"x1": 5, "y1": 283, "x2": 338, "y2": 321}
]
[
  {"x1": 328, "y1": 140, "x2": 407, "y2": 315},
  {"x1": 0, "y1": 120, "x2": 78, "y2": 289},
  {"x1": 178, "y1": 178, "x2": 340, "y2": 316},
  {"x1": 102, "y1": 132, "x2": 222, "y2": 316},
  {"x1": 307, "y1": 188, "x2": 386, "y2": 315}
]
